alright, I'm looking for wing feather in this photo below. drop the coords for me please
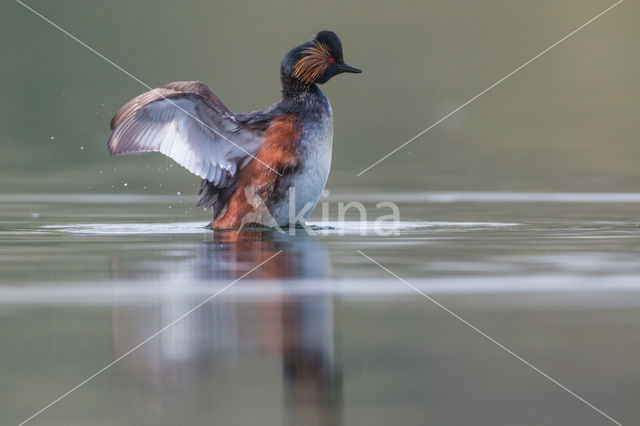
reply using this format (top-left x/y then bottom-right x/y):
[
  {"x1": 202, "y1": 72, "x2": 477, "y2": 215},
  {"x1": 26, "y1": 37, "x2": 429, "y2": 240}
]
[{"x1": 108, "y1": 81, "x2": 263, "y2": 184}]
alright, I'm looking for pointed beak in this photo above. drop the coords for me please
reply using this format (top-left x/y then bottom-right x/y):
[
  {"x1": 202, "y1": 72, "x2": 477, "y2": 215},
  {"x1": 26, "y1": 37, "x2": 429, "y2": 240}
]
[{"x1": 339, "y1": 63, "x2": 362, "y2": 74}]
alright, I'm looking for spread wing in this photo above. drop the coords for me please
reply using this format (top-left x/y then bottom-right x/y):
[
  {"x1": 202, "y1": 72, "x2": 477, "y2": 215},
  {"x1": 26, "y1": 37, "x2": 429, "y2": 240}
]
[{"x1": 108, "y1": 81, "x2": 263, "y2": 188}]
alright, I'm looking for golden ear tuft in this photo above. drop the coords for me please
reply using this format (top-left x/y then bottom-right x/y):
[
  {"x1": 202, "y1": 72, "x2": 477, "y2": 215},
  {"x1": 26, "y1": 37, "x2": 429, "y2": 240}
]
[{"x1": 293, "y1": 42, "x2": 332, "y2": 85}]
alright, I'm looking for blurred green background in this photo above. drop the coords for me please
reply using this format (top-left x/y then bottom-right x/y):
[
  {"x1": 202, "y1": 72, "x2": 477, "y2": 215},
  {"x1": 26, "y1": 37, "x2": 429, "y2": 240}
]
[{"x1": 1, "y1": 0, "x2": 638, "y2": 197}]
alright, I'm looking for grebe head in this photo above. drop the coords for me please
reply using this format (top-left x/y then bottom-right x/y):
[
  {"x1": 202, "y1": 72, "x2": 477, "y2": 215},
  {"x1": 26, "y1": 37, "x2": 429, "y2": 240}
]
[{"x1": 281, "y1": 30, "x2": 361, "y2": 87}]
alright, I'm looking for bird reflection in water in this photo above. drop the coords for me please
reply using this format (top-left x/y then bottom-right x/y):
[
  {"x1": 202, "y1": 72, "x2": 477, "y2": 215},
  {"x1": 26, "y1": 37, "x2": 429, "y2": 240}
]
[{"x1": 109, "y1": 230, "x2": 341, "y2": 426}]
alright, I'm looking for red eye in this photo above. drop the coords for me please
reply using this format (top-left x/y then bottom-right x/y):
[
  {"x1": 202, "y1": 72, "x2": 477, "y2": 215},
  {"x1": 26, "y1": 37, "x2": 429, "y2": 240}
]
[{"x1": 328, "y1": 57, "x2": 335, "y2": 63}]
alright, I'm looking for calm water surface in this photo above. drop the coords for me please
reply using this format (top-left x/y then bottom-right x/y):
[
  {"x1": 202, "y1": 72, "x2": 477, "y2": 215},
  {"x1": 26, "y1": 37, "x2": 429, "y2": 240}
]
[{"x1": 1, "y1": 192, "x2": 639, "y2": 425}]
